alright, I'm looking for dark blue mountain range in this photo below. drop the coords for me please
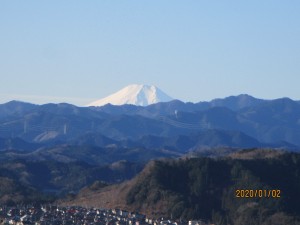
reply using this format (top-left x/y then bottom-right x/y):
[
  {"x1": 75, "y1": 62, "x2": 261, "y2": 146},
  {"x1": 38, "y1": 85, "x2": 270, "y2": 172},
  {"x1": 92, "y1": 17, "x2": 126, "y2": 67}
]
[{"x1": 0, "y1": 94, "x2": 299, "y2": 151}]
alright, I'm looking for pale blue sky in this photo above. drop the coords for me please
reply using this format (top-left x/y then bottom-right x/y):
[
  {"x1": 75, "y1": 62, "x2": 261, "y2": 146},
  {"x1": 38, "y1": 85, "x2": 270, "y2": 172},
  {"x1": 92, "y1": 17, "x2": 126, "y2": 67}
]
[{"x1": 0, "y1": 1, "x2": 299, "y2": 106}]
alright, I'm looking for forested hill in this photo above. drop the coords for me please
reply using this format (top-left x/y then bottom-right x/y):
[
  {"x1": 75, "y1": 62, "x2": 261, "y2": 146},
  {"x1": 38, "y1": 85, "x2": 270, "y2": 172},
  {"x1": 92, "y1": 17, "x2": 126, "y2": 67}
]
[{"x1": 64, "y1": 149, "x2": 300, "y2": 225}]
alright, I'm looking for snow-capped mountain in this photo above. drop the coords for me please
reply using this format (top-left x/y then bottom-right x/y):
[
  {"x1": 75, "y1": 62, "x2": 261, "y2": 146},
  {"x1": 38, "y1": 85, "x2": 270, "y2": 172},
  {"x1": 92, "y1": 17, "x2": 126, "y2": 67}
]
[{"x1": 87, "y1": 84, "x2": 174, "y2": 107}]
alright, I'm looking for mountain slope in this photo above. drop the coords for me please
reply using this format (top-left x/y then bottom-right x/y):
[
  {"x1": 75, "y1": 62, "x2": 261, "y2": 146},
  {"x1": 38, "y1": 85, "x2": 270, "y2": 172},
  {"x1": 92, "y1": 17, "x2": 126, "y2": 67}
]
[
  {"x1": 0, "y1": 101, "x2": 38, "y2": 119},
  {"x1": 1, "y1": 95, "x2": 300, "y2": 148},
  {"x1": 63, "y1": 150, "x2": 300, "y2": 224},
  {"x1": 132, "y1": 130, "x2": 264, "y2": 152},
  {"x1": 210, "y1": 94, "x2": 265, "y2": 111},
  {"x1": 87, "y1": 84, "x2": 173, "y2": 107}
]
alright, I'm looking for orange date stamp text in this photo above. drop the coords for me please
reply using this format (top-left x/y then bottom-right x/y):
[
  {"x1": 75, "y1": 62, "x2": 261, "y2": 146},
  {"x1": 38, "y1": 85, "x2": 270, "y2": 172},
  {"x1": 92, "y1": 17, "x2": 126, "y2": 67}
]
[{"x1": 235, "y1": 189, "x2": 281, "y2": 198}]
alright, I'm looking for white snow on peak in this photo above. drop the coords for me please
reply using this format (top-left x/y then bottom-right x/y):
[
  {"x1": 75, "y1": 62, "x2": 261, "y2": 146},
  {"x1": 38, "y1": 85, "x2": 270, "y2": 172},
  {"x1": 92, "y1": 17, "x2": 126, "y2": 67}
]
[{"x1": 87, "y1": 84, "x2": 173, "y2": 107}]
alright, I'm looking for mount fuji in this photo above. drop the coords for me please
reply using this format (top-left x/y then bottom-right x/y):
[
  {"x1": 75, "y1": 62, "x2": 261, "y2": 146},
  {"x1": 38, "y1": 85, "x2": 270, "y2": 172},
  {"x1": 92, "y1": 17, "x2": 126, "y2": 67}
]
[{"x1": 87, "y1": 84, "x2": 174, "y2": 107}]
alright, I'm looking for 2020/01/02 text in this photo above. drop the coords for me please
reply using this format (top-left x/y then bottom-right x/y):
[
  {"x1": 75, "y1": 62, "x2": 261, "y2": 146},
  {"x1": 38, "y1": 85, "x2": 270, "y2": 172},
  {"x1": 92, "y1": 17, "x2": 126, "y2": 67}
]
[{"x1": 235, "y1": 189, "x2": 281, "y2": 198}]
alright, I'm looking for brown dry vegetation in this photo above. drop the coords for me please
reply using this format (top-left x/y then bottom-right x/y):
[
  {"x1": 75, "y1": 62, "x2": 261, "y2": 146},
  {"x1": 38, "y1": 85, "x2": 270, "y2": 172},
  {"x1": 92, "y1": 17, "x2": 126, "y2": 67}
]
[
  {"x1": 60, "y1": 160, "x2": 172, "y2": 217},
  {"x1": 228, "y1": 148, "x2": 285, "y2": 160},
  {"x1": 60, "y1": 150, "x2": 300, "y2": 224}
]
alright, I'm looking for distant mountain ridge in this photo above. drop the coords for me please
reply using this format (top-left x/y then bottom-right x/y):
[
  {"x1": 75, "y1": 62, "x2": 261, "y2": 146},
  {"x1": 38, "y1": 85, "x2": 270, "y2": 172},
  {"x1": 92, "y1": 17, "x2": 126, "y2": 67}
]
[
  {"x1": 209, "y1": 94, "x2": 266, "y2": 110},
  {"x1": 1, "y1": 94, "x2": 300, "y2": 149},
  {"x1": 87, "y1": 84, "x2": 173, "y2": 107}
]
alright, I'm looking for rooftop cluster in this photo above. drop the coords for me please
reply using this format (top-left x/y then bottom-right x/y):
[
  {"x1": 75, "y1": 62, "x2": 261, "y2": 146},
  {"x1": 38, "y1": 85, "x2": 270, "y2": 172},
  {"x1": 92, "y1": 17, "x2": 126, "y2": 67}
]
[{"x1": 0, "y1": 205, "x2": 213, "y2": 225}]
